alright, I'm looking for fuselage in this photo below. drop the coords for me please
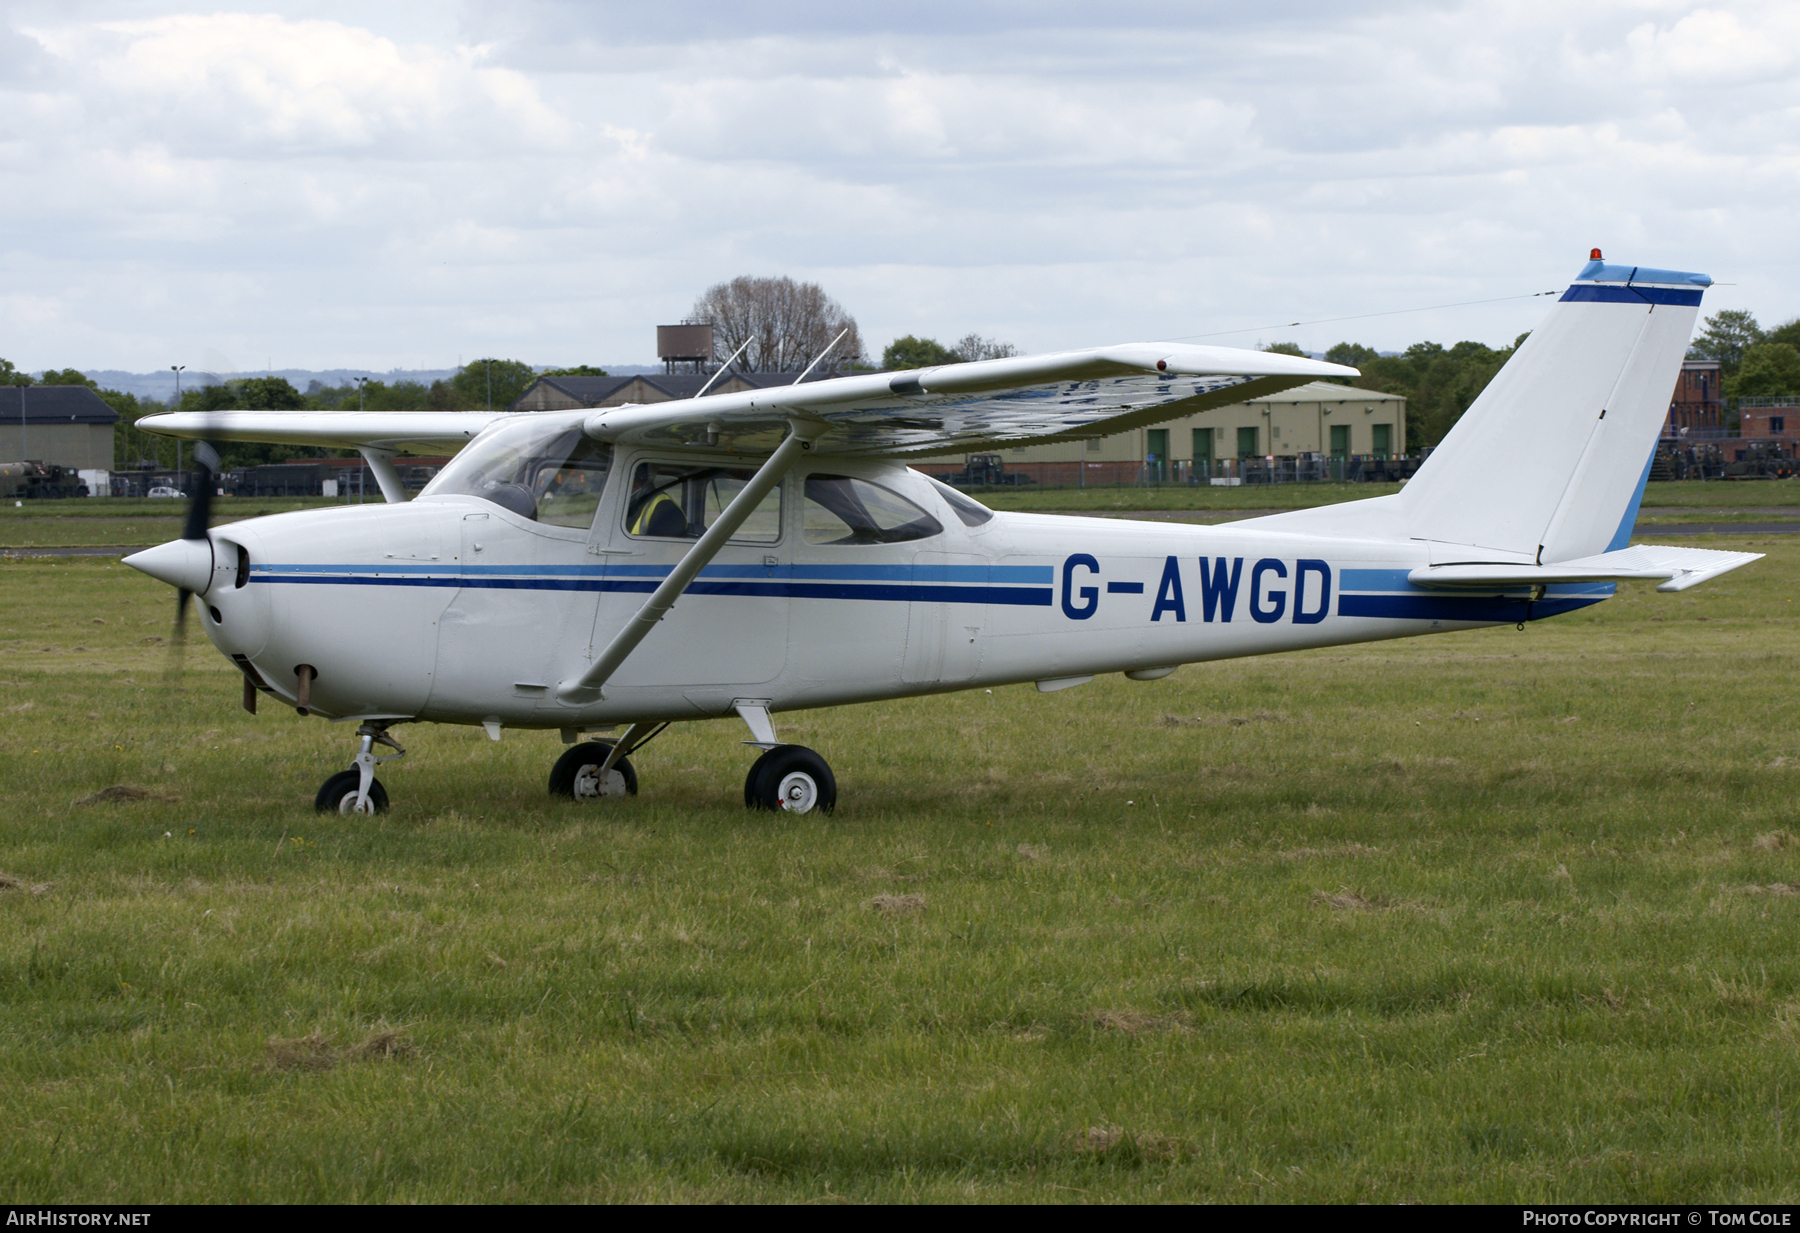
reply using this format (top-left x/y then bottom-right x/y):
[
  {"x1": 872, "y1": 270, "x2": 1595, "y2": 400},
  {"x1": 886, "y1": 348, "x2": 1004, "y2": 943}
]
[{"x1": 190, "y1": 454, "x2": 1609, "y2": 729}]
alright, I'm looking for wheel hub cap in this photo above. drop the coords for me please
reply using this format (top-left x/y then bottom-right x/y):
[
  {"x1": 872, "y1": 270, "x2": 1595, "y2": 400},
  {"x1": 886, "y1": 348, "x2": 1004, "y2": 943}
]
[
  {"x1": 777, "y1": 772, "x2": 818, "y2": 813},
  {"x1": 574, "y1": 764, "x2": 627, "y2": 800}
]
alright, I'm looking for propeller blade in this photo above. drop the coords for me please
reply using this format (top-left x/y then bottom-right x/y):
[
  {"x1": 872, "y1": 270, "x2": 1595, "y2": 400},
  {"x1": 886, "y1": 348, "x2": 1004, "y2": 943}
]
[
  {"x1": 181, "y1": 440, "x2": 220, "y2": 541},
  {"x1": 173, "y1": 587, "x2": 190, "y2": 645}
]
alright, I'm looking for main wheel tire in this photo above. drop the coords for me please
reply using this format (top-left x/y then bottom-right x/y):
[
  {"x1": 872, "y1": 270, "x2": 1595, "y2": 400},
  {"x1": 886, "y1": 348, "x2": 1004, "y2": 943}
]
[
  {"x1": 745, "y1": 744, "x2": 835, "y2": 815},
  {"x1": 315, "y1": 768, "x2": 389, "y2": 814},
  {"x1": 549, "y1": 740, "x2": 638, "y2": 801}
]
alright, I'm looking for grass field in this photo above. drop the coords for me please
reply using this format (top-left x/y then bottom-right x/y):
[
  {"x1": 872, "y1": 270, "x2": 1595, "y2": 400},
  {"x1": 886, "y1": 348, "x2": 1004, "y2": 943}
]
[
  {"x1": 3, "y1": 483, "x2": 1795, "y2": 549},
  {"x1": 2, "y1": 535, "x2": 1798, "y2": 1202},
  {"x1": 974, "y1": 478, "x2": 1800, "y2": 515}
]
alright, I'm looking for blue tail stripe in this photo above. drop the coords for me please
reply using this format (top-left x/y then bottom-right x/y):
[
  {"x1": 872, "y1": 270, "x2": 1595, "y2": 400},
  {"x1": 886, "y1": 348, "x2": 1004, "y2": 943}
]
[
  {"x1": 1607, "y1": 449, "x2": 1657, "y2": 552},
  {"x1": 1561, "y1": 285, "x2": 1704, "y2": 306}
]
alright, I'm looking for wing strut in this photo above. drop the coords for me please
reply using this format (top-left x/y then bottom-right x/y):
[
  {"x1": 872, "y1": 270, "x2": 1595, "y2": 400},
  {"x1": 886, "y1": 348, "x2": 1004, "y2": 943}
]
[
  {"x1": 359, "y1": 448, "x2": 409, "y2": 503},
  {"x1": 555, "y1": 419, "x2": 827, "y2": 705}
]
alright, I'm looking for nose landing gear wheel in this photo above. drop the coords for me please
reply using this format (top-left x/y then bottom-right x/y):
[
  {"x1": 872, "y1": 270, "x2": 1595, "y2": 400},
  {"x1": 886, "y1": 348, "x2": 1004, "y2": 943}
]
[
  {"x1": 549, "y1": 739, "x2": 638, "y2": 801},
  {"x1": 744, "y1": 745, "x2": 835, "y2": 815},
  {"x1": 315, "y1": 769, "x2": 389, "y2": 814}
]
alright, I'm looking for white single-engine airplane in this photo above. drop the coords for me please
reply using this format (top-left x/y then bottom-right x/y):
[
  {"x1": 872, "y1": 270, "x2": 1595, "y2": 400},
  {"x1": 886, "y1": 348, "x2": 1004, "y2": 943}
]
[{"x1": 127, "y1": 254, "x2": 1759, "y2": 815}]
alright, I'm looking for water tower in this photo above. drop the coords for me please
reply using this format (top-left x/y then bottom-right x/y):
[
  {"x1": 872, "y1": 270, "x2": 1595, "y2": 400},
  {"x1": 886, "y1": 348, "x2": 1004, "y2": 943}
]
[{"x1": 658, "y1": 323, "x2": 714, "y2": 375}]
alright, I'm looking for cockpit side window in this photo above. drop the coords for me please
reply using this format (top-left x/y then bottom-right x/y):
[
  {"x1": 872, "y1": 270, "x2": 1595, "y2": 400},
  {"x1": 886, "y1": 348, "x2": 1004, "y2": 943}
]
[
  {"x1": 420, "y1": 418, "x2": 612, "y2": 528},
  {"x1": 624, "y1": 462, "x2": 783, "y2": 543},
  {"x1": 802, "y1": 474, "x2": 944, "y2": 545}
]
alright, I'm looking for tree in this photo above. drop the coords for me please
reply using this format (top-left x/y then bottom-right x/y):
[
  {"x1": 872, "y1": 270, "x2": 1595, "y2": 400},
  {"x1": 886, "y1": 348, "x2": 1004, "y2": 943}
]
[
  {"x1": 0, "y1": 358, "x2": 33, "y2": 387},
  {"x1": 1729, "y1": 342, "x2": 1800, "y2": 400},
  {"x1": 690, "y1": 276, "x2": 865, "y2": 374},
  {"x1": 1262, "y1": 342, "x2": 1307, "y2": 357},
  {"x1": 541, "y1": 365, "x2": 609, "y2": 378},
  {"x1": 451, "y1": 359, "x2": 536, "y2": 411},
  {"x1": 1688, "y1": 309, "x2": 1763, "y2": 377},
  {"x1": 1318, "y1": 337, "x2": 1520, "y2": 451},
  {"x1": 882, "y1": 335, "x2": 958, "y2": 370},
  {"x1": 192, "y1": 376, "x2": 305, "y2": 412},
  {"x1": 1325, "y1": 343, "x2": 1379, "y2": 368},
  {"x1": 1764, "y1": 318, "x2": 1800, "y2": 351},
  {"x1": 39, "y1": 368, "x2": 95, "y2": 387},
  {"x1": 365, "y1": 381, "x2": 432, "y2": 412},
  {"x1": 949, "y1": 334, "x2": 1018, "y2": 363}
]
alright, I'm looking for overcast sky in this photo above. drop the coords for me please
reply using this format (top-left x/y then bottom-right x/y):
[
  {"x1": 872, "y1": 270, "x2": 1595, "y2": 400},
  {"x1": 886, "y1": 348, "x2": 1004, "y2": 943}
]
[{"x1": 1, "y1": 0, "x2": 1795, "y2": 373}]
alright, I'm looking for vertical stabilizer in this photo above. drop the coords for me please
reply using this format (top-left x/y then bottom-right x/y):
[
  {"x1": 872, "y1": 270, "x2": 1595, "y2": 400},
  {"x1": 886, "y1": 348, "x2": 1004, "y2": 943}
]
[{"x1": 1399, "y1": 259, "x2": 1709, "y2": 563}]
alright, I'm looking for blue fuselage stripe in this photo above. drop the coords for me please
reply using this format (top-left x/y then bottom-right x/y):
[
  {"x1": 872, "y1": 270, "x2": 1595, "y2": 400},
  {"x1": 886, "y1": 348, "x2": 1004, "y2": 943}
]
[
  {"x1": 253, "y1": 562, "x2": 1053, "y2": 583},
  {"x1": 251, "y1": 573, "x2": 1052, "y2": 605},
  {"x1": 1338, "y1": 594, "x2": 1603, "y2": 621}
]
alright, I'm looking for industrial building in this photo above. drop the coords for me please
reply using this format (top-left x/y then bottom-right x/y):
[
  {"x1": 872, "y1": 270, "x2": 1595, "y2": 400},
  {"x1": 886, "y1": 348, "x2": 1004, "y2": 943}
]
[
  {"x1": 0, "y1": 384, "x2": 119, "y2": 469},
  {"x1": 981, "y1": 381, "x2": 1408, "y2": 482},
  {"x1": 511, "y1": 370, "x2": 829, "y2": 412}
]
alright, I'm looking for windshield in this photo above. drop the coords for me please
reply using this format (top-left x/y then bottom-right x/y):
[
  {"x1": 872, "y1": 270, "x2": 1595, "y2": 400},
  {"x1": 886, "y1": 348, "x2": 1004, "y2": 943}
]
[{"x1": 421, "y1": 416, "x2": 612, "y2": 527}]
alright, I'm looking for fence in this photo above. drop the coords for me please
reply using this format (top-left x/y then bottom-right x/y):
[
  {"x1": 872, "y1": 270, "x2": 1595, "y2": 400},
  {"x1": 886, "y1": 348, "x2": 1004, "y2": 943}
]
[
  {"x1": 1653, "y1": 438, "x2": 1799, "y2": 481},
  {"x1": 917, "y1": 454, "x2": 1426, "y2": 491}
]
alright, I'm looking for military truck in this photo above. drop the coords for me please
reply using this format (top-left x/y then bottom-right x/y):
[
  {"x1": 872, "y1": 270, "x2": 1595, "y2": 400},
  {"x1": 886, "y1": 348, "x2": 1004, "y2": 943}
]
[{"x1": 0, "y1": 461, "x2": 90, "y2": 499}]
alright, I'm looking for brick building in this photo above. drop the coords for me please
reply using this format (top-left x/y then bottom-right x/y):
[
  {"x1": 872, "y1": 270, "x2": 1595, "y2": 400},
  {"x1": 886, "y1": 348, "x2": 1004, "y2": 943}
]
[
  {"x1": 1736, "y1": 397, "x2": 1798, "y2": 441},
  {"x1": 1665, "y1": 359, "x2": 1724, "y2": 436}
]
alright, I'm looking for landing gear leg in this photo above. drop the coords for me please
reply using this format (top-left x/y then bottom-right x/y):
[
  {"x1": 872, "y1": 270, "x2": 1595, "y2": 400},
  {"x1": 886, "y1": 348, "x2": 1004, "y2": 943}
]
[{"x1": 314, "y1": 723, "x2": 405, "y2": 814}]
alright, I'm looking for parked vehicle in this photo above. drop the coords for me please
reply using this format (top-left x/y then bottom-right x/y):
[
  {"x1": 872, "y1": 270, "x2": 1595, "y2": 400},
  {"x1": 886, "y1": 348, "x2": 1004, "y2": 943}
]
[{"x1": 0, "y1": 461, "x2": 90, "y2": 499}]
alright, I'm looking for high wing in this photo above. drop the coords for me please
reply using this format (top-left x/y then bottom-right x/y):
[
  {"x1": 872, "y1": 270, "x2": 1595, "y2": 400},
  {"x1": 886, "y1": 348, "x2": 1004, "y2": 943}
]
[
  {"x1": 131, "y1": 410, "x2": 510, "y2": 455},
  {"x1": 135, "y1": 344, "x2": 1356, "y2": 458}
]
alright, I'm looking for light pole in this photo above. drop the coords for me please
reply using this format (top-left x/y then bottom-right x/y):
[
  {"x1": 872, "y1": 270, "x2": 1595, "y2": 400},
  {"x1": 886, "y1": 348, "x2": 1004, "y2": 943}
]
[
  {"x1": 171, "y1": 365, "x2": 186, "y2": 492},
  {"x1": 354, "y1": 376, "x2": 370, "y2": 411}
]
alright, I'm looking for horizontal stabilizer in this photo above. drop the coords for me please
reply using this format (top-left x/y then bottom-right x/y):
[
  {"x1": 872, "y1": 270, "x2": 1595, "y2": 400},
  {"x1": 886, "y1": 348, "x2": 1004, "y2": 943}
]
[{"x1": 1408, "y1": 544, "x2": 1762, "y2": 593}]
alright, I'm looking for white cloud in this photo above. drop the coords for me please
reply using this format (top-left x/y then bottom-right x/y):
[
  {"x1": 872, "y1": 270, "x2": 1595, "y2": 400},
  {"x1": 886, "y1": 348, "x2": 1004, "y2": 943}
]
[
  {"x1": 27, "y1": 14, "x2": 573, "y2": 157},
  {"x1": 1, "y1": 1, "x2": 1797, "y2": 371}
]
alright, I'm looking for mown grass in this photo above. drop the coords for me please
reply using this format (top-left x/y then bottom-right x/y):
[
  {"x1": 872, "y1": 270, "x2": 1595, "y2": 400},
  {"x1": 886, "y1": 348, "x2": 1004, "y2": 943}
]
[
  {"x1": 0, "y1": 498, "x2": 358, "y2": 549},
  {"x1": 975, "y1": 479, "x2": 1800, "y2": 514},
  {"x1": 1, "y1": 540, "x2": 1798, "y2": 1202},
  {"x1": 3, "y1": 485, "x2": 1794, "y2": 548}
]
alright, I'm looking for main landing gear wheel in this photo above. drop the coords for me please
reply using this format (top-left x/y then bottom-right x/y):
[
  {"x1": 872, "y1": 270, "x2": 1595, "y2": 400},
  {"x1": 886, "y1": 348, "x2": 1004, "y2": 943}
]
[
  {"x1": 744, "y1": 745, "x2": 836, "y2": 815},
  {"x1": 549, "y1": 740, "x2": 638, "y2": 801},
  {"x1": 315, "y1": 769, "x2": 389, "y2": 815}
]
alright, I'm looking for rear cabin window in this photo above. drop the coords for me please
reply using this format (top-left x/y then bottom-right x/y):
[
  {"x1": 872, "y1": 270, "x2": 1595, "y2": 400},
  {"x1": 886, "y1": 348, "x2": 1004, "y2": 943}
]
[
  {"x1": 927, "y1": 478, "x2": 994, "y2": 527},
  {"x1": 624, "y1": 462, "x2": 783, "y2": 543},
  {"x1": 803, "y1": 475, "x2": 943, "y2": 545}
]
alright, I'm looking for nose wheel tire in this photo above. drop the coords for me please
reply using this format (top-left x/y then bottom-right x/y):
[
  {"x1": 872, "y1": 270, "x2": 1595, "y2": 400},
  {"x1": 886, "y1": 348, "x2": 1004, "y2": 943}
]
[
  {"x1": 549, "y1": 740, "x2": 639, "y2": 801},
  {"x1": 744, "y1": 745, "x2": 836, "y2": 815},
  {"x1": 315, "y1": 769, "x2": 389, "y2": 815}
]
